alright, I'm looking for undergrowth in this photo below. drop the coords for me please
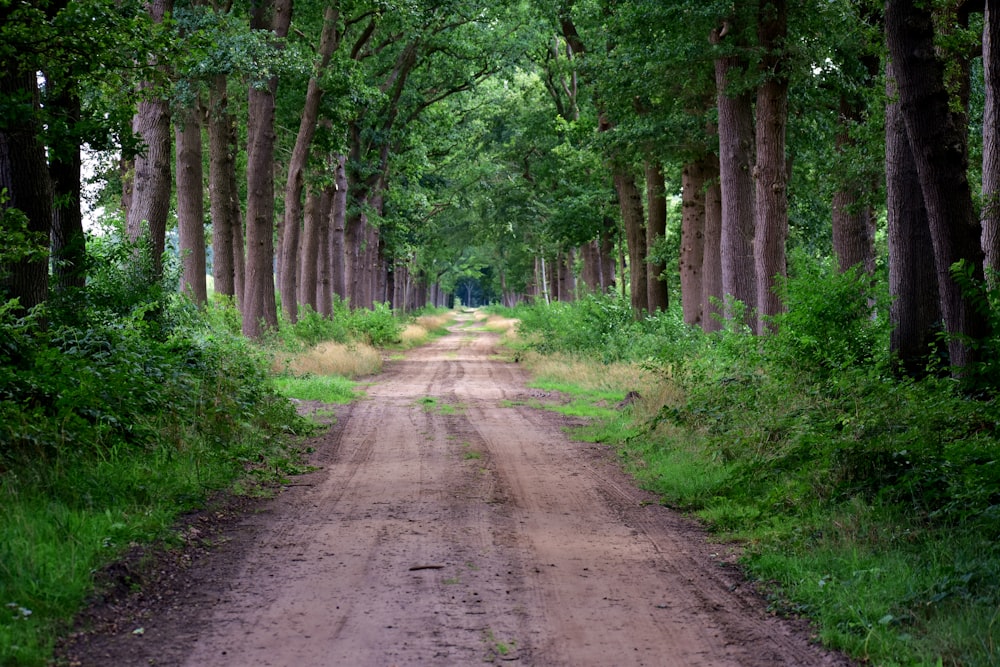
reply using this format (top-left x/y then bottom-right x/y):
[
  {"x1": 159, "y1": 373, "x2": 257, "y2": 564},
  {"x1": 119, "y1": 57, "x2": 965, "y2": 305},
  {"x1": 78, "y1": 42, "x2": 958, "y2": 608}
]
[
  {"x1": 498, "y1": 260, "x2": 1000, "y2": 667},
  {"x1": 1, "y1": 231, "x2": 449, "y2": 666}
]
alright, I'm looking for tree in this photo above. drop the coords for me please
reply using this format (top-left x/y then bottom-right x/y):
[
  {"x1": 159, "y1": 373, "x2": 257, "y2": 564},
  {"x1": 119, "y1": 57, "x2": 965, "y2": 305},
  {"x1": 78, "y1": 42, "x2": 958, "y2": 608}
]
[
  {"x1": 175, "y1": 99, "x2": 207, "y2": 305},
  {"x1": 711, "y1": 12, "x2": 757, "y2": 330},
  {"x1": 125, "y1": 0, "x2": 174, "y2": 282},
  {"x1": 886, "y1": 0, "x2": 990, "y2": 372},
  {"x1": 886, "y1": 62, "x2": 941, "y2": 377},
  {"x1": 753, "y1": 0, "x2": 789, "y2": 332},
  {"x1": 242, "y1": 0, "x2": 292, "y2": 338}
]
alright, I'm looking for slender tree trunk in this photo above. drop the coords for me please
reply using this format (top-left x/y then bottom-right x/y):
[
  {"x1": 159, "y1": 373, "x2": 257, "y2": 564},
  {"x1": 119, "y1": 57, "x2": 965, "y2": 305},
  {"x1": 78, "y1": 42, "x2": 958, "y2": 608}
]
[
  {"x1": 176, "y1": 104, "x2": 207, "y2": 305},
  {"x1": 702, "y1": 155, "x2": 724, "y2": 332},
  {"x1": 645, "y1": 160, "x2": 668, "y2": 312},
  {"x1": 983, "y1": 2, "x2": 1000, "y2": 281},
  {"x1": 680, "y1": 159, "x2": 707, "y2": 326},
  {"x1": 0, "y1": 65, "x2": 51, "y2": 312},
  {"x1": 278, "y1": 6, "x2": 340, "y2": 322},
  {"x1": 242, "y1": 0, "x2": 292, "y2": 338},
  {"x1": 208, "y1": 75, "x2": 235, "y2": 300},
  {"x1": 613, "y1": 169, "x2": 648, "y2": 317},
  {"x1": 314, "y1": 184, "x2": 333, "y2": 315},
  {"x1": 330, "y1": 155, "x2": 347, "y2": 302},
  {"x1": 49, "y1": 83, "x2": 86, "y2": 294},
  {"x1": 712, "y1": 24, "x2": 757, "y2": 330},
  {"x1": 831, "y1": 94, "x2": 876, "y2": 276},
  {"x1": 600, "y1": 216, "x2": 617, "y2": 293},
  {"x1": 886, "y1": 0, "x2": 989, "y2": 372},
  {"x1": 753, "y1": 0, "x2": 789, "y2": 333},
  {"x1": 298, "y1": 187, "x2": 322, "y2": 312}
]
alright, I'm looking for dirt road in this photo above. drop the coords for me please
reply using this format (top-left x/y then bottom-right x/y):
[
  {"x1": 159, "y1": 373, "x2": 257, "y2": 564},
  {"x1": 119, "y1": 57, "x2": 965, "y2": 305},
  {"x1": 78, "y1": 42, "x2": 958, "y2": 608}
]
[{"x1": 62, "y1": 316, "x2": 851, "y2": 666}]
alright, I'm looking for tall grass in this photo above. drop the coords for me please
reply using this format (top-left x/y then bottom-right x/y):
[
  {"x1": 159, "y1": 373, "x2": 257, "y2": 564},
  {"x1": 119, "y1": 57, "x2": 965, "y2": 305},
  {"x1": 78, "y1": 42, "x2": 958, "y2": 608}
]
[{"x1": 502, "y1": 263, "x2": 1000, "y2": 666}]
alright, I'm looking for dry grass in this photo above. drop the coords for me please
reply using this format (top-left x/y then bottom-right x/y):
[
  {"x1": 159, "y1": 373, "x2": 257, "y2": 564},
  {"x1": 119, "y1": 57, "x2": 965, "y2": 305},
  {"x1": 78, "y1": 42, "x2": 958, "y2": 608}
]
[
  {"x1": 399, "y1": 323, "x2": 430, "y2": 347},
  {"x1": 272, "y1": 341, "x2": 382, "y2": 378},
  {"x1": 397, "y1": 312, "x2": 455, "y2": 348},
  {"x1": 480, "y1": 314, "x2": 519, "y2": 340},
  {"x1": 414, "y1": 312, "x2": 454, "y2": 333},
  {"x1": 519, "y1": 350, "x2": 654, "y2": 395}
]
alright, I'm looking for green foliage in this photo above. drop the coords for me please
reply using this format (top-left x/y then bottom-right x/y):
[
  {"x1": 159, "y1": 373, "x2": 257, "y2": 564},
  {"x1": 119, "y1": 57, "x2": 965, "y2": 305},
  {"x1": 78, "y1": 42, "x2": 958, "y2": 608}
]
[
  {"x1": 0, "y1": 235, "x2": 309, "y2": 667},
  {"x1": 345, "y1": 301, "x2": 403, "y2": 347},
  {"x1": 512, "y1": 265, "x2": 1000, "y2": 665}
]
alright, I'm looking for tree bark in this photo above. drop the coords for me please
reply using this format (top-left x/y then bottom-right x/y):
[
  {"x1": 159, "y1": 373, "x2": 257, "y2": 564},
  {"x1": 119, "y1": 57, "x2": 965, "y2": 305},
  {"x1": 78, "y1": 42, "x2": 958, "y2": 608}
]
[
  {"x1": 176, "y1": 104, "x2": 207, "y2": 305},
  {"x1": 126, "y1": 0, "x2": 173, "y2": 283},
  {"x1": 983, "y1": 1, "x2": 1000, "y2": 281},
  {"x1": 753, "y1": 0, "x2": 789, "y2": 333},
  {"x1": 886, "y1": 0, "x2": 989, "y2": 373},
  {"x1": 278, "y1": 5, "x2": 340, "y2": 322},
  {"x1": 886, "y1": 62, "x2": 942, "y2": 377},
  {"x1": 645, "y1": 160, "x2": 668, "y2": 312},
  {"x1": 712, "y1": 23, "x2": 757, "y2": 330},
  {"x1": 613, "y1": 169, "x2": 648, "y2": 317},
  {"x1": 329, "y1": 154, "x2": 347, "y2": 303},
  {"x1": 242, "y1": 0, "x2": 292, "y2": 338},
  {"x1": 702, "y1": 155, "x2": 724, "y2": 332},
  {"x1": 315, "y1": 184, "x2": 334, "y2": 315},
  {"x1": 831, "y1": 94, "x2": 876, "y2": 276},
  {"x1": 0, "y1": 65, "x2": 51, "y2": 312},
  {"x1": 298, "y1": 186, "x2": 322, "y2": 312},
  {"x1": 48, "y1": 82, "x2": 86, "y2": 294},
  {"x1": 208, "y1": 74, "x2": 238, "y2": 302},
  {"x1": 680, "y1": 159, "x2": 707, "y2": 326}
]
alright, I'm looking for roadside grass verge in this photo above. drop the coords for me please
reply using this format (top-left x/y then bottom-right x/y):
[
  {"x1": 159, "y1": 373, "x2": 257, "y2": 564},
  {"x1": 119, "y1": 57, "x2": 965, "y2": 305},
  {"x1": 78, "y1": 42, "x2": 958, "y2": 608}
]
[
  {"x1": 272, "y1": 373, "x2": 359, "y2": 404},
  {"x1": 496, "y1": 274, "x2": 1000, "y2": 666}
]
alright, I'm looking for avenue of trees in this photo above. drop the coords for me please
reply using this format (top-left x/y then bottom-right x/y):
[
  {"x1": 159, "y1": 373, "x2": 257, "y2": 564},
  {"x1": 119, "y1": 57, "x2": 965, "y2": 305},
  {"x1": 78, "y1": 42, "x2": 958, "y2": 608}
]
[{"x1": 2, "y1": 0, "x2": 999, "y2": 380}]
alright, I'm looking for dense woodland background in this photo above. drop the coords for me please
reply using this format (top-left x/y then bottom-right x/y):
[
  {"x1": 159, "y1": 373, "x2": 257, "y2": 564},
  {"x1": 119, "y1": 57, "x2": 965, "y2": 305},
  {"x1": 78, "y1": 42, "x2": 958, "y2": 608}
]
[
  {"x1": 1, "y1": 0, "x2": 997, "y2": 368},
  {"x1": 5, "y1": 0, "x2": 1000, "y2": 665}
]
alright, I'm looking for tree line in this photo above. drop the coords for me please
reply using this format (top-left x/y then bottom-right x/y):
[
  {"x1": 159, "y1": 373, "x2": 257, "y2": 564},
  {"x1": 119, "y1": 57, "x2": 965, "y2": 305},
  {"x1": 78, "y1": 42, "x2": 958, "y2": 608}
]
[{"x1": 2, "y1": 0, "x2": 997, "y2": 378}]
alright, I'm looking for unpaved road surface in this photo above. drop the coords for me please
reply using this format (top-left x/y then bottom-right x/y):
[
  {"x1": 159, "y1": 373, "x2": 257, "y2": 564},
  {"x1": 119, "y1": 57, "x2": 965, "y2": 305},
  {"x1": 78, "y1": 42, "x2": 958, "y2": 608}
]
[{"x1": 61, "y1": 316, "x2": 852, "y2": 666}]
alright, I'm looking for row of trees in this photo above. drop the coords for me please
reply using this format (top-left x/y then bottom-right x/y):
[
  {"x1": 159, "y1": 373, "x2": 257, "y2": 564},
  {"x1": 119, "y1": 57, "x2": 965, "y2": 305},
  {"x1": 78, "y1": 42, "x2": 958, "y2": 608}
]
[{"x1": 1, "y1": 0, "x2": 997, "y2": 377}]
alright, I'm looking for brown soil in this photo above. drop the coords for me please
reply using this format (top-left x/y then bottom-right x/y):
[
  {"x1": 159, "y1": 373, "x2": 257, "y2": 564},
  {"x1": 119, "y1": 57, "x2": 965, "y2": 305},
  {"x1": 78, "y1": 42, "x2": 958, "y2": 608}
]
[{"x1": 58, "y1": 316, "x2": 853, "y2": 667}]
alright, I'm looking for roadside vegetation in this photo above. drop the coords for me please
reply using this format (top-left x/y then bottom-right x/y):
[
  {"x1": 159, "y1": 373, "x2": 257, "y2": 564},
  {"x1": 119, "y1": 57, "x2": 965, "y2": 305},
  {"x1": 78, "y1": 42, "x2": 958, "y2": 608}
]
[
  {"x1": 0, "y1": 238, "x2": 448, "y2": 667},
  {"x1": 499, "y1": 261, "x2": 1000, "y2": 667}
]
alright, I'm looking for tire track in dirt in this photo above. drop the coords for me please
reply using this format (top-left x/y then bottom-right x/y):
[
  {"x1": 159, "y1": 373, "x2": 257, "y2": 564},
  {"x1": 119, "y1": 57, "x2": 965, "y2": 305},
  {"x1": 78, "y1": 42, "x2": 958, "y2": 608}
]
[{"x1": 63, "y1": 315, "x2": 853, "y2": 666}]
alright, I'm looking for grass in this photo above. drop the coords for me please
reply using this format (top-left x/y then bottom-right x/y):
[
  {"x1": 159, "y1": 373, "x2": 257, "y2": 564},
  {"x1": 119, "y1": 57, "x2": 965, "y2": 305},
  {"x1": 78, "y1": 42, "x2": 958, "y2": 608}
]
[
  {"x1": 272, "y1": 341, "x2": 382, "y2": 378},
  {"x1": 497, "y1": 289, "x2": 1000, "y2": 667},
  {"x1": 0, "y1": 427, "x2": 306, "y2": 666},
  {"x1": 272, "y1": 374, "x2": 359, "y2": 403}
]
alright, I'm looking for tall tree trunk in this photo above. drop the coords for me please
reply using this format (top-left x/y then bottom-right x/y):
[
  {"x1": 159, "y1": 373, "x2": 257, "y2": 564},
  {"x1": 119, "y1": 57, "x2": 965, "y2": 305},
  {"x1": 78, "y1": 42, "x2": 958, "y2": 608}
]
[
  {"x1": 330, "y1": 154, "x2": 347, "y2": 302},
  {"x1": 600, "y1": 216, "x2": 617, "y2": 293},
  {"x1": 314, "y1": 184, "x2": 333, "y2": 315},
  {"x1": 702, "y1": 155, "x2": 724, "y2": 332},
  {"x1": 208, "y1": 74, "x2": 237, "y2": 301},
  {"x1": 176, "y1": 104, "x2": 207, "y2": 305},
  {"x1": 0, "y1": 65, "x2": 51, "y2": 312},
  {"x1": 831, "y1": 94, "x2": 876, "y2": 275},
  {"x1": 48, "y1": 83, "x2": 86, "y2": 294},
  {"x1": 886, "y1": 0, "x2": 989, "y2": 373},
  {"x1": 645, "y1": 160, "x2": 668, "y2": 312},
  {"x1": 712, "y1": 23, "x2": 757, "y2": 330},
  {"x1": 983, "y1": 1, "x2": 1000, "y2": 281},
  {"x1": 680, "y1": 158, "x2": 707, "y2": 326},
  {"x1": 753, "y1": 0, "x2": 789, "y2": 333},
  {"x1": 126, "y1": 0, "x2": 173, "y2": 283},
  {"x1": 613, "y1": 169, "x2": 648, "y2": 317},
  {"x1": 279, "y1": 8, "x2": 340, "y2": 322},
  {"x1": 242, "y1": 0, "x2": 292, "y2": 338},
  {"x1": 298, "y1": 187, "x2": 322, "y2": 312},
  {"x1": 886, "y1": 63, "x2": 942, "y2": 377}
]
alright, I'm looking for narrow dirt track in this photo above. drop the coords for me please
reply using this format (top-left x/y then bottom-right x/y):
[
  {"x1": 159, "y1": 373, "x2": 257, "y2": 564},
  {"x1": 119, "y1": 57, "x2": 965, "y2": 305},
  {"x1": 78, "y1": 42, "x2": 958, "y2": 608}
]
[{"x1": 64, "y1": 316, "x2": 852, "y2": 666}]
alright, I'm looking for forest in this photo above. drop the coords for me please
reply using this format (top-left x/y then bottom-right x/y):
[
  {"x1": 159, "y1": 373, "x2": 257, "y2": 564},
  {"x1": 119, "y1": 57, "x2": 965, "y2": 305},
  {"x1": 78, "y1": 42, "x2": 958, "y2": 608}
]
[{"x1": 3, "y1": 0, "x2": 1000, "y2": 664}]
